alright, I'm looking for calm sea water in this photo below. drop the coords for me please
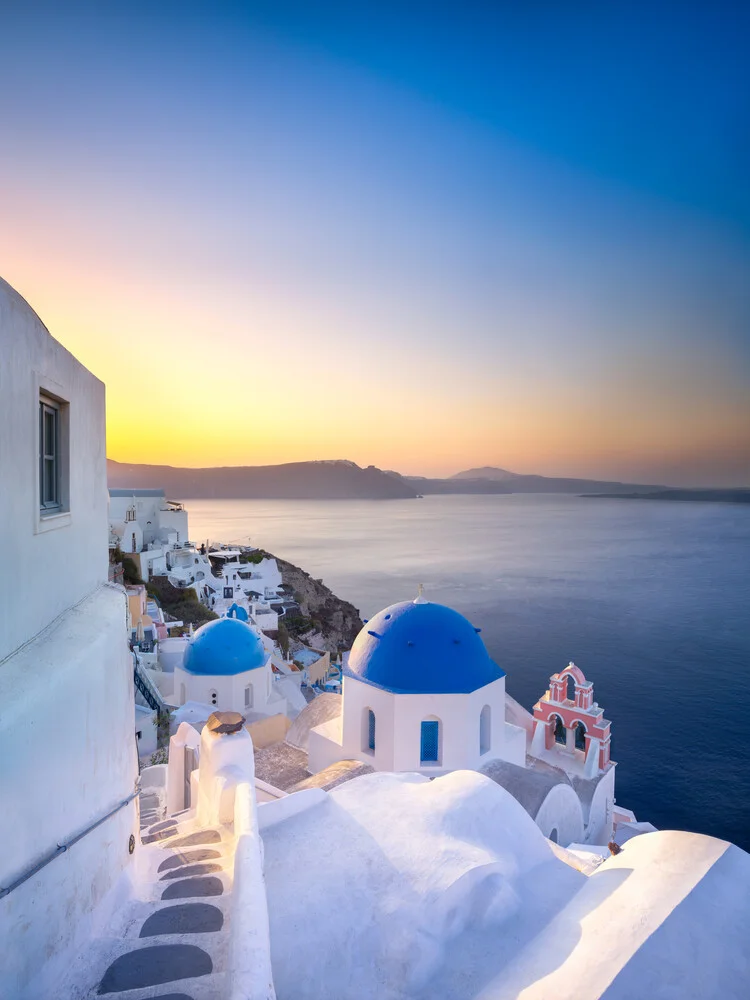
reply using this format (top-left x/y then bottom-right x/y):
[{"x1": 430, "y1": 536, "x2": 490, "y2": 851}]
[{"x1": 185, "y1": 494, "x2": 750, "y2": 849}]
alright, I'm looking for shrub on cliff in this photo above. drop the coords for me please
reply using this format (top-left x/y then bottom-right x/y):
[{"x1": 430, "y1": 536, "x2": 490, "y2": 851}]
[
  {"x1": 239, "y1": 549, "x2": 268, "y2": 564},
  {"x1": 146, "y1": 576, "x2": 218, "y2": 627},
  {"x1": 122, "y1": 556, "x2": 143, "y2": 585}
]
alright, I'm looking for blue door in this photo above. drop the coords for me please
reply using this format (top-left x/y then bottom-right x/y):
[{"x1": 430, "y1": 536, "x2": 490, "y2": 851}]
[{"x1": 420, "y1": 720, "x2": 440, "y2": 763}]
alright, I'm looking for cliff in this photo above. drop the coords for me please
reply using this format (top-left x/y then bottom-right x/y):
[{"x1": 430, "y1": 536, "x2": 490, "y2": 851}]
[
  {"x1": 107, "y1": 459, "x2": 418, "y2": 500},
  {"x1": 273, "y1": 554, "x2": 364, "y2": 654}
]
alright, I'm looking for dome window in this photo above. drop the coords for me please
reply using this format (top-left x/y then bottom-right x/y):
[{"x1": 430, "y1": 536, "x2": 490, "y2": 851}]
[{"x1": 362, "y1": 708, "x2": 376, "y2": 755}]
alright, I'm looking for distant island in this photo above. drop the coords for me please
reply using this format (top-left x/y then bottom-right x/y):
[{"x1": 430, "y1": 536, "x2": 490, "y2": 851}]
[
  {"x1": 107, "y1": 459, "x2": 418, "y2": 499},
  {"x1": 108, "y1": 459, "x2": 749, "y2": 502},
  {"x1": 404, "y1": 467, "x2": 667, "y2": 496},
  {"x1": 583, "y1": 489, "x2": 750, "y2": 504}
]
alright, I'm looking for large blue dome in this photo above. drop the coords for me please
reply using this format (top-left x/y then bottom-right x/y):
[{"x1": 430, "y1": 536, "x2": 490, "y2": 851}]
[
  {"x1": 345, "y1": 600, "x2": 504, "y2": 694},
  {"x1": 183, "y1": 617, "x2": 267, "y2": 676}
]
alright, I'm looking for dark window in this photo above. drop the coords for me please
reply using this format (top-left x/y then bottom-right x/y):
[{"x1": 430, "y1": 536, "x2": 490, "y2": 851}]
[
  {"x1": 574, "y1": 721, "x2": 587, "y2": 751},
  {"x1": 553, "y1": 715, "x2": 566, "y2": 745},
  {"x1": 368, "y1": 709, "x2": 376, "y2": 752},
  {"x1": 480, "y1": 705, "x2": 491, "y2": 755},
  {"x1": 39, "y1": 398, "x2": 60, "y2": 510},
  {"x1": 420, "y1": 720, "x2": 440, "y2": 763}
]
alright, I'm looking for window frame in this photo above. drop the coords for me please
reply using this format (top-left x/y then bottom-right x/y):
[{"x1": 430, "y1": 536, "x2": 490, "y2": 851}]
[
  {"x1": 39, "y1": 396, "x2": 61, "y2": 512},
  {"x1": 35, "y1": 382, "x2": 71, "y2": 532}
]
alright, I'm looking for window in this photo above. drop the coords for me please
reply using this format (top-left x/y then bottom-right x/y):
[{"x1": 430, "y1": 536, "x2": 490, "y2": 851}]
[
  {"x1": 244, "y1": 685, "x2": 253, "y2": 709},
  {"x1": 37, "y1": 390, "x2": 69, "y2": 528},
  {"x1": 39, "y1": 397, "x2": 61, "y2": 510},
  {"x1": 420, "y1": 719, "x2": 441, "y2": 765},
  {"x1": 210, "y1": 690, "x2": 218, "y2": 706},
  {"x1": 362, "y1": 708, "x2": 376, "y2": 754},
  {"x1": 480, "y1": 705, "x2": 491, "y2": 755}
]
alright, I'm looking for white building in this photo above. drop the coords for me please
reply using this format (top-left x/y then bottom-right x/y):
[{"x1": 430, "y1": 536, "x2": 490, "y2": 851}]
[
  {"x1": 309, "y1": 592, "x2": 526, "y2": 774},
  {"x1": 173, "y1": 610, "x2": 288, "y2": 721},
  {"x1": 0, "y1": 278, "x2": 138, "y2": 999},
  {"x1": 108, "y1": 487, "x2": 189, "y2": 580}
]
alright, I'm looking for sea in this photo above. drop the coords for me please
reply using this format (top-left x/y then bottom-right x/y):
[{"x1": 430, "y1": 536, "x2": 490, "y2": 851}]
[{"x1": 184, "y1": 493, "x2": 750, "y2": 850}]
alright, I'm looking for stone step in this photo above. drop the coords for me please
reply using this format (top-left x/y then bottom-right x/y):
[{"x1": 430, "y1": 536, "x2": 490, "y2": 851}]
[
  {"x1": 98, "y1": 942, "x2": 213, "y2": 993},
  {"x1": 139, "y1": 903, "x2": 225, "y2": 938},
  {"x1": 88, "y1": 969, "x2": 226, "y2": 999}
]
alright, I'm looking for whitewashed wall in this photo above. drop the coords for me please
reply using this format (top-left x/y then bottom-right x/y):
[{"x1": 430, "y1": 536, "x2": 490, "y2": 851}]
[
  {"x1": 0, "y1": 278, "x2": 108, "y2": 661},
  {"x1": 583, "y1": 764, "x2": 616, "y2": 845},
  {"x1": 0, "y1": 587, "x2": 137, "y2": 999},
  {"x1": 533, "y1": 783, "x2": 585, "y2": 846},
  {"x1": 173, "y1": 662, "x2": 276, "y2": 716},
  {"x1": 336, "y1": 675, "x2": 511, "y2": 773},
  {"x1": 0, "y1": 279, "x2": 137, "y2": 998}
]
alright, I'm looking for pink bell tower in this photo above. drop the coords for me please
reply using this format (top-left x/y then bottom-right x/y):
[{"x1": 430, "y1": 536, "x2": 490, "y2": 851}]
[{"x1": 531, "y1": 662, "x2": 612, "y2": 774}]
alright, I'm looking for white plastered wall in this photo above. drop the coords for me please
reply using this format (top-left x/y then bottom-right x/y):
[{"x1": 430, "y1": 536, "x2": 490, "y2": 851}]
[
  {"x1": 533, "y1": 783, "x2": 585, "y2": 847},
  {"x1": 583, "y1": 764, "x2": 616, "y2": 845},
  {"x1": 0, "y1": 278, "x2": 108, "y2": 662},
  {"x1": 324, "y1": 675, "x2": 515, "y2": 774},
  {"x1": 0, "y1": 586, "x2": 138, "y2": 999},
  {"x1": 0, "y1": 279, "x2": 137, "y2": 997},
  {"x1": 173, "y1": 662, "x2": 278, "y2": 717}
]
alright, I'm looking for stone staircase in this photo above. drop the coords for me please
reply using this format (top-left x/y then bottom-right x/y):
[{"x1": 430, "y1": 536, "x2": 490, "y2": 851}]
[{"x1": 79, "y1": 815, "x2": 237, "y2": 1000}]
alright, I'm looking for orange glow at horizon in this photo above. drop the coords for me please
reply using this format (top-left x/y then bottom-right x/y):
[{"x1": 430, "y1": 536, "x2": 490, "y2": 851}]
[{"x1": 3, "y1": 207, "x2": 749, "y2": 488}]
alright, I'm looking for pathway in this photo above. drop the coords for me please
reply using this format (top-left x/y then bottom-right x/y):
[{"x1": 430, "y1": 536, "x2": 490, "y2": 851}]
[{"x1": 75, "y1": 809, "x2": 237, "y2": 1000}]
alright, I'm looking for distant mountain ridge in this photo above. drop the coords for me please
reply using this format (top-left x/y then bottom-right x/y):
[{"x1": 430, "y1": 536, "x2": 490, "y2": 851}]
[
  {"x1": 451, "y1": 466, "x2": 518, "y2": 481},
  {"x1": 407, "y1": 466, "x2": 667, "y2": 495},
  {"x1": 107, "y1": 459, "x2": 418, "y2": 500}
]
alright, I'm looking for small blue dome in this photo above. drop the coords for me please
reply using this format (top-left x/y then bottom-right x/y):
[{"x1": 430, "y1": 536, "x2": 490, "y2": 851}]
[
  {"x1": 345, "y1": 600, "x2": 504, "y2": 694},
  {"x1": 183, "y1": 617, "x2": 267, "y2": 676}
]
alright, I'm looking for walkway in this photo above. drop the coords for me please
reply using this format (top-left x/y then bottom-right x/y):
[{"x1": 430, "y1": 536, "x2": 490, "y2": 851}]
[{"x1": 78, "y1": 812, "x2": 237, "y2": 1000}]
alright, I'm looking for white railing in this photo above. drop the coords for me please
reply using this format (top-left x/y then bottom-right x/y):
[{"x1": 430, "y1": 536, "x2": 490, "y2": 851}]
[{"x1": 227, "y1": 781, "x2": 277, "y2": 1000}]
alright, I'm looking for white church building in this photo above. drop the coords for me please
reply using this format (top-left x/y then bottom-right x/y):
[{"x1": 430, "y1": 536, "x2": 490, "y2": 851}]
[
  {"x1": 280, "y1": 591, "x2": 617, "y2": 848},
  {"x1": 309, "y1": 592, "x2": 526, "y2": 774},
  {"x1": 173, "y1": 609, "x2": 288, "y2": 719}
]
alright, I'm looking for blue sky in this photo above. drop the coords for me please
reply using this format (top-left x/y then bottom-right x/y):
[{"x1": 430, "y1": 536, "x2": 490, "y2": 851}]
[{"x1": 1, "y1": 1, "x2": 748, "y2": 483}]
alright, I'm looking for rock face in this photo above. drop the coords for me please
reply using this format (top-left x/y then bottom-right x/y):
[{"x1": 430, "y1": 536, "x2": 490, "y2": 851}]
[{"x1": 274, "y1": 554, "x2": 363, "y2": 654}]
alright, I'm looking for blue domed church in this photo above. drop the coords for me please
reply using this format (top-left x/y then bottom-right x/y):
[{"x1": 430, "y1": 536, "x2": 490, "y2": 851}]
[
  {"x1": 173, "y1": 611, "x2": 288, "y2": 720},
  {"x1": 307, "y1": 593, "x2": 527, "y2": 774}
]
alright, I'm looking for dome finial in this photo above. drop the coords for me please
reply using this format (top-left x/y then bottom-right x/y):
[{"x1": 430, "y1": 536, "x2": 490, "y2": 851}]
[{"x1": 413, "y1": 583, "x2": 428, "y2": 605}]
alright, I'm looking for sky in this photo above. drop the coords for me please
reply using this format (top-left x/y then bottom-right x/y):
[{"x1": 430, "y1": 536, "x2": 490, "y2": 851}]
[{"x1": 1, "y1": 1, "x2": 748, "y2": 485}]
